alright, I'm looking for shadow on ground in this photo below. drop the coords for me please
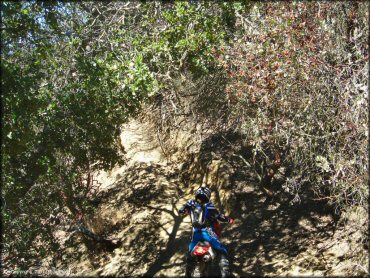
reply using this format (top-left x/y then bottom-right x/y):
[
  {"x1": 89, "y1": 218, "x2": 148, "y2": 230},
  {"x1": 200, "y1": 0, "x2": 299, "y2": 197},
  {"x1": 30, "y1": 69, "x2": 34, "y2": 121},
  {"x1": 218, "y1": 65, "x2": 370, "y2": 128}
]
[{"x1": 189, "y1": 132, "x2": 338, "y2": 276}]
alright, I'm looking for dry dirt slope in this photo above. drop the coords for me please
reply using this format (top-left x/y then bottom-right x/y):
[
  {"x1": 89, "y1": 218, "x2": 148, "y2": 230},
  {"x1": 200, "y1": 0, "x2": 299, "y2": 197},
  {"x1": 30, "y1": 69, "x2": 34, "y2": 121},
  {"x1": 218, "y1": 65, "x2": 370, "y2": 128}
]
[{"x1": 45, "y1": 119, "x2": 368, "y2": 277}]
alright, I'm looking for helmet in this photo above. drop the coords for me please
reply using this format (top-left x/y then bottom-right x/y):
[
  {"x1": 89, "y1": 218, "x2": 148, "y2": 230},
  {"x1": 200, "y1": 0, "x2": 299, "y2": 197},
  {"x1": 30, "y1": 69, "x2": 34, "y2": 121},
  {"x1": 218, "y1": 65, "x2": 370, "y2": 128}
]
[{"x1": 195, "y1": 187, "x2": 211, "y2": 203}]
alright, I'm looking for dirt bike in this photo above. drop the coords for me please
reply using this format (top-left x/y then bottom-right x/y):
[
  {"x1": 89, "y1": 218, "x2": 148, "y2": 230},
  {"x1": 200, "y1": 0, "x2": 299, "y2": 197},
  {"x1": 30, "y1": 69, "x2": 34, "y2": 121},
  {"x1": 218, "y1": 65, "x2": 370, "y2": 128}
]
[
  {"x1": 189, "y1": 221, "x2": 231, "y2": 277},
  {"x1": 181, "y1": 201, "x2": 234, "y2": 277},
  {"x1": 191, "y1": 240, "x2": 218, "y2": 277}
]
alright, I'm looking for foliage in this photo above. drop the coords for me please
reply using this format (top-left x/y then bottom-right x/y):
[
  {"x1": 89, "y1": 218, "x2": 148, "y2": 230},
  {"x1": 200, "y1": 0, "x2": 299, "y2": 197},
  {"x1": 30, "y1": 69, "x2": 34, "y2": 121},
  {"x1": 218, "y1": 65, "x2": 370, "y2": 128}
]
[
  {"x1": 1, "y1": 1, "x2": 368, "y2": 274},
  {"x1": 2, "y1": 1, "x2": 151, "y2": 268},
  {"x1": 220, "y1": 2, "x2": 368, "y2": 210},
  {"x1": 1, "y1": 0, "x2": 250, "y2": 270}
]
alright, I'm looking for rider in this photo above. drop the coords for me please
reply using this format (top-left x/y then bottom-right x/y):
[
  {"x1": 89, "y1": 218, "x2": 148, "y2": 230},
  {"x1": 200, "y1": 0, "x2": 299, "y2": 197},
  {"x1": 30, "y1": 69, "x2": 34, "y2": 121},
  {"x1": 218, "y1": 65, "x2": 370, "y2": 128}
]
[{"x1": 179, "y1": 186, "x2": 234, "y2": 277}]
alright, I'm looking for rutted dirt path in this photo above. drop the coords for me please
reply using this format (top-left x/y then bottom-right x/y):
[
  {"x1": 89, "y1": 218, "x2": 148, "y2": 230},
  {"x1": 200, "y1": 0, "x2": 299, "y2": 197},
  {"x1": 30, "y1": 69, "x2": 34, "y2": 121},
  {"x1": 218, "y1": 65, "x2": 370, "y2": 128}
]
[
  {"x1": 47, "y1": 119, "x2": 368, "y2": 277},
  {"x1": 73, "y1": 119, "x2": 195, "y2": 277}
]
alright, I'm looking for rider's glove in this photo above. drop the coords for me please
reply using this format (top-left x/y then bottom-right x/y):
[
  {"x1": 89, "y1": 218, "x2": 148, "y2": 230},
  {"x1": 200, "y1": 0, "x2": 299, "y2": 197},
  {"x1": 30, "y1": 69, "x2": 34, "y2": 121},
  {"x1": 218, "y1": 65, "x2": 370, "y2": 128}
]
[
  {"x1": 179, "y1": 207, "x2": 187, "y2": 215},
  {"x1": 228, "y1": 218, "x2": 234, "y2": 225}
]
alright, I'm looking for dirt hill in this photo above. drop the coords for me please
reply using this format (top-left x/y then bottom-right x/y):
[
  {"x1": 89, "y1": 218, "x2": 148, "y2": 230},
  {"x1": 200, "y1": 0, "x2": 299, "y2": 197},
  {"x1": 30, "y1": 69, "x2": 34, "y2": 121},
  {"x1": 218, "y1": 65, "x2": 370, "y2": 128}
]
[{"x1": 33, "y1": 118, "x2": 368, "y2": 277}]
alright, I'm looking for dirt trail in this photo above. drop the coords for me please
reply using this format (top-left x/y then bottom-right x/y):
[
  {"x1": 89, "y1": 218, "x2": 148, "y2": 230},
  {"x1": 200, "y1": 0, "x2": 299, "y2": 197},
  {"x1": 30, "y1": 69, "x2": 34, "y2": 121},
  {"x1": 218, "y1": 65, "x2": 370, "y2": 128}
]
[
  {"x1": 48, "y1": 119, "x2": 367, "y2": 277},
  {"x1": 73, "y1": 119, "x2": 195, "y2": 277}
]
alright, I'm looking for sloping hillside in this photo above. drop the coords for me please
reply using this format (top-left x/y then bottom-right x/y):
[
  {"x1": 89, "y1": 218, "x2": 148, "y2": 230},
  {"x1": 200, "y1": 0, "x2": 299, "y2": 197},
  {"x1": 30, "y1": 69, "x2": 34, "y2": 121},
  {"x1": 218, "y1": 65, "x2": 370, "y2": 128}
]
[
  {"x1": 32, "y1": 118, "x2": 368, "y2": 277},
  {"x1": 3, "y1": 3, "x2": 368, "y2": 277}
]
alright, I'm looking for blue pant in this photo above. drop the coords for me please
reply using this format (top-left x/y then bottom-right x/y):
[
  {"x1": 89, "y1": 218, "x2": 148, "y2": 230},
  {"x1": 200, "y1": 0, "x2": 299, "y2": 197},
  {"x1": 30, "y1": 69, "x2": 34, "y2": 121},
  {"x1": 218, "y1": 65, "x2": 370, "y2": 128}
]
[{"x1": 189, "y1": 228, "x2": 227, "y2": 255}]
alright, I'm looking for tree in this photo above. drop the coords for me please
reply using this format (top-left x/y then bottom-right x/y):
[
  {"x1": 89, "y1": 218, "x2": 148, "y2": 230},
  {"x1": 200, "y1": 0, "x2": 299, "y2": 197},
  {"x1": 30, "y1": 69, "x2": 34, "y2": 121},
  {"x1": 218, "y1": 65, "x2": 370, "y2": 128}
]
[{"x1": 1, "y1": 1, "x2": 251, "y2": 269}]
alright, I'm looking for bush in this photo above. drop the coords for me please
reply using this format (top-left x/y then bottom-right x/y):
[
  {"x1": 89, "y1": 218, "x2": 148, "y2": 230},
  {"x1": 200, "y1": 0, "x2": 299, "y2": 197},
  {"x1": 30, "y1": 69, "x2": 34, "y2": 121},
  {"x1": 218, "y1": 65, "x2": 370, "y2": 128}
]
[{"x1": 220, "y1": 2, "x2": 368, "y2": 209}]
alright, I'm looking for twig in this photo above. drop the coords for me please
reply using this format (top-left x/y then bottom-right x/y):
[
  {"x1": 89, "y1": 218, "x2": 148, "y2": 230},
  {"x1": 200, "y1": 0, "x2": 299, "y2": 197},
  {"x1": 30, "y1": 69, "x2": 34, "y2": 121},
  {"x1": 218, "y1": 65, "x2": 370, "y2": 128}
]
[
  {"x1": 156, "y1": 125, "x2": 167, "y2": 157},
  {"x1": 232, "y1": 154, "x2": 251, "y2": 167},
  {"x1": 354, "y1": 263, "x2": 369, "y2": 274}
]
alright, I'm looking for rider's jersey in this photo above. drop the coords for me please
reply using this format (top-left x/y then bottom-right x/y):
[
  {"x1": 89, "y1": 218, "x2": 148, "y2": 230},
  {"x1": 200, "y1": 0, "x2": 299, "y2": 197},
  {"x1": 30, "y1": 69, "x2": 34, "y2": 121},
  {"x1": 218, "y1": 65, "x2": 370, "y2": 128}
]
[{"x1": 179, "y1": 200, "x2": 230, "y2": 233}]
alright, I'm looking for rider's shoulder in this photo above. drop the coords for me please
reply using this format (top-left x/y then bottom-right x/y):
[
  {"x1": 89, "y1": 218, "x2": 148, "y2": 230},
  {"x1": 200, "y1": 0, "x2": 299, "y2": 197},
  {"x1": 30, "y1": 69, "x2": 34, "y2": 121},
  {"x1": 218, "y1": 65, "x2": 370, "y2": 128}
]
[{"x1": 205, "y1": 202, "x2": 216, "y2": 208}]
